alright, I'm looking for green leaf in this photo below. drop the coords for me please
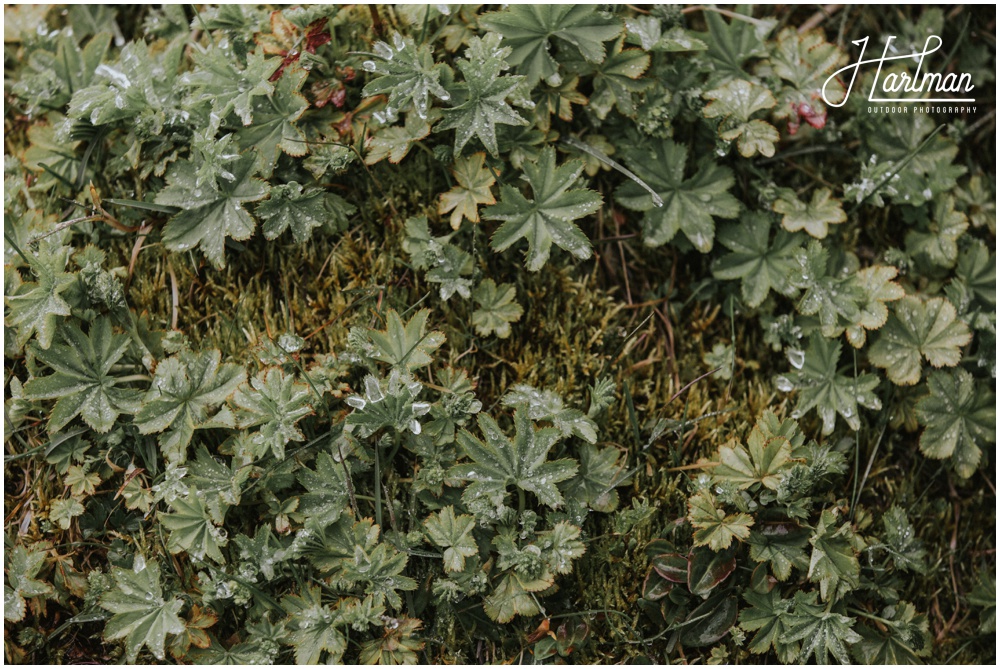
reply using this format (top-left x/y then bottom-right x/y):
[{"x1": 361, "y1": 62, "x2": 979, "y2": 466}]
[
  {"x1": 448, "y1": 406, "x2": 578, "y2": 510},
  {"x1": 868, "y1": 295, "x2": 972, "y2": 386},
  {"x1": 539, "y1": 521, "x2": 586, "y2": 574},
  {"x1": 880, "y1": 506, "x2": 927, "y2": 573},
  {"x1": 687, "y1": 490, "x2": 753, "y2": 551},
  {"x1": 186, "y1": 445, "x2": 249, "y2": 524},
  {"x1": 256, "y1": 181, "x2": 350, "y2": 244},
  {"x1": 748, "y1": 523, "x2": 810, "y2": 581},
  {"x1": 501, "y1": 383, "x2": 598, "y2": 443},
  {"x1": 280, "y1": 585, "x2": 347, "y2": 664},
  {"x1": 616, "y1": 138, "x2": 740, "y2": 251},
  {"x1": 968, "y1": 570, "x2": 996, "y2": 634},
  {"x1": 807, "y1": 509, "x2": 861, "y2": 602},
  {"x1": 155, "y1": 152, "x2": 269, "y2": 269},
  {"x1": 704, "y1": 79, "x2": 779, "y2": 158},
  {"x1": 181, "y1": 47, "x2": 278, "y2": 127},
  {"x1": 364, "y1": 110, "x2": 433, "y2": 165},
  {"x1": 297, "y1": 451, "x2": 350, "y2": 528},
  {"x1": 739, "y1": 588, "x2": 798, "y2": 662},
  {"x1": 423, "y1": 506, "x2": 478, "y2": 572},
  {"x1": 779, "y1": 332, "x2": 882, "y2": 434},
  {"x1": 480, "y1": 6, "x2": 623, "y2": 87},
  {"x1": 5, "y1": 245, "x2": 74, "y2": 350},
  {"x1": 783, "y1": 590, "x2": 861, "y2": 664},
  {"x1": 844, "y1": 265, "x2": 906, "y2": 348},
  {"x1": 100, "y1": 560, "x2": 185, "y2": 663},
  {"x1": 905, "y1": 195, "x2": 969, "y2": 268},
  {"x1": 4, "y1": 544, "x2": 54, "y2": 622},
  {"x1": 571, "y1": 37, "x2": 650, "y2": 119},
  {"x1": 64, "y1": 465, "x2": 101, "y2": 497},
  {"x1": 484, "y1": 146, "x2": 602, "y2": 271},
  {"x1": 359, "y1": 616, "x2": 424, "y2": 664},
  {"x1": 483, "y1": 571, "x2": 550, "y2": 623},
  {"x1": 24, "y1": 318, "x2": 142, "y2": 433},
  {"x1": 765, "y1": 28, "x2": 847, "y2": 127},
  {"x1": 700, "y1": 9, "x2": 772, "y2": 82},
  {"x1": 712, "y1": 212, "x2": 804, "y2": 308},
  {"x1": 437, "y1": 33, "x2": 528, "y2": 157},
  {"x1": 134, "y1": 349, "x2": 245, "y2": 463},
  {"x1": 236, "y1": 67, "x2": 309, "y2": 177},
  {"x1": 471, "y1": 279, "x2": 523, "y2": 339},
  {"x1": 49, "y1": 497, "x2": 85, "y2": 530},
  {"x1": 438, "y1": 152, "x2": 497, "y2": 229},
  {"x1": 361, "y1": 32, "x2": 450, "y2": 121},
  {"x1": 714, "y1": 425, "x2": 792, "y2": 490},
  {"x1": 233, "y1": 367, "x2": 313, "y2": 461},
  {"x1": 772, "y1": 187, "x2": 846, "y2": 239},
  {"x1": 562, "y1": 444, "x2": 628, "y2": 512},
  {"x1": 854, "y1": 602, "x2": 933, "y2": 663},
  {"x1": 365, "y1": 309, "x2": 445, "y2": 371},
  {"x1": 345, "y1": 370, "x2": 431, "y2": 438},
  {"x1": 160, "y1": 487, "x2": 228, "y2": 563},
  {"x1": 915, "y1": 368, "x2": 995, "y2": 478}
]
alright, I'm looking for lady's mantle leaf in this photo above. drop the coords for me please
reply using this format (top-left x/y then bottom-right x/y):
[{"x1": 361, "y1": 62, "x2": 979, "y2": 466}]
[
  {"x1": 916, "y1": 368, "x2": 995, "y2": 478},
  {"x1": 448, "y1": 406, "x2": 578, "y2": 510},
  {"x1": 484, "y1": 146, "x2": 602, "y2": 271},
  {"x1": 155, "y1": 152, "x2": 269, "y2": 269},
  {"x1": 365, "y1": 309, "x2": 445, "y2": 371},
  {"x1": 4, "y1": 544, "x2": 54, "y2": 622},
  {"x1": 868, "y1": 295, "x2": 972, "y2": 386},
  {"x1": 99, "y1": 559, "x2": 185, "y2": 662},
  {"x1": 160, "y1": 487, "x2": 228, "y2": 563},
  {"x1": 471, "y1": 279, "x2": 523, "y2": 339},
  {"x1": 134, "y1": 349, "x2": 245, "y2": 463},
  {"x1": 438, "y1": 152, "x2": 497, "y2": 229},
  {"x1": 711, "y1": 212, "x2": 804, "y2": 308},
  {"x1": 423, "y1": 506, "x2": 478, "y2": 572},
  {"x1": 233, "y1": 367, "x2": 313, "y2": 461},
  {"x1": 773, "y1": 187, "x2": 846, "y2": 239},
  {"x1": 24, "y1": 318, "x2": 142, "y2": 433},
  {"x1": 703, "y1": 79, "x2": 779, "y2": 158},
  {"x1": 687, "y1": 490, "x2": 753, "y2": 551},
  {"x1": 616, "y1": 138, "x2": 739, "y2": 251}
]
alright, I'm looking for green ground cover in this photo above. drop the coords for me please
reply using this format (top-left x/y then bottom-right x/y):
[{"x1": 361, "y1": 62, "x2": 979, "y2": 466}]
[{"x1": 3, "y1": 4, "x2": 996, "y2": 664}]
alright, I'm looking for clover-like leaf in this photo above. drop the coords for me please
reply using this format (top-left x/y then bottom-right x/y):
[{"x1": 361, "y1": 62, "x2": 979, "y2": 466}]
[
  {"x1": 134, "y1": 349, "x2": 245, "y2": 463},
  {"x1": 688, "y1": 490, "x2": 753, "y2": 551},
  {"x1": 485, "y1": 146, "x2": 602, "y2": 271},
  {"x1": 438, "y1": 152, "x2": 497, "y2": 229},
  {"x1": 233, "y1": 368, "x2": 313, "y2": 461},
  {"x1": 773, "y1": 187, "x2": 846, "y2": 239},
  {"x1": 868, "y1": 295, "x2": 972, "y2": 386},
  {"x1": 423, "y1": 506, "x2": 478, "y2": 572},
  {"x1": 616, "y1": 138, "x2": 740, "y2": 251},
  {"x1": 480, "y1": 5, "x2": 623, "y2": 87},
  {"x1": 100, "y1": 559, "x2": 185, "y2": 663},
  {"x1": 155, "y1": 152, "x2": 269, "y2": 269},
  {"x1": 916, "y1": 368, "x2": 995, "y2": 478},
  {"x1": 160, "y1": 487, "x2": 228, "y2": 563},
  {"x1": 448, "y1": 406, "x2": 578, "y2": 510},
  {"x1": 24, "y1": 318, "x2": 142, "y2": 433},
  {"x1": 711, "y1": 212, "x2": 804, "y2": 308},
  {"x1": 471, "y1": 279, "x2": 523, "y2": 339},
  {"x1": 844, "y1": 265, "x2": 906, "y2": 348}
]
